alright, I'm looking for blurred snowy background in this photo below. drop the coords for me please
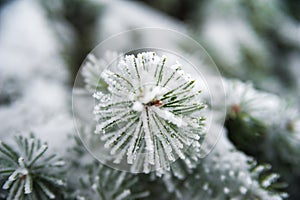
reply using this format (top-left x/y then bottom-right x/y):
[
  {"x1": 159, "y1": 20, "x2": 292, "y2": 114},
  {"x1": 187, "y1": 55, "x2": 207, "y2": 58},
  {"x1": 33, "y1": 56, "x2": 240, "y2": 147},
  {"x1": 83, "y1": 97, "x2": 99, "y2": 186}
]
[{"x1": 0, "y1": 0, "x2": 299, "y2": 199}]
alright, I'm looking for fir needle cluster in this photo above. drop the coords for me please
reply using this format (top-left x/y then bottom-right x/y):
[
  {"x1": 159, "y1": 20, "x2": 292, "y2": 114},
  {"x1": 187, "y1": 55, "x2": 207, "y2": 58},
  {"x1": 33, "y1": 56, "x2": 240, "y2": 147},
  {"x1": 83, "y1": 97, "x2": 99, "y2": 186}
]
[
  {"x1": 163, "y1": 142, "x2": 287, "y2": 200},
  {"x1": 88, "y1": 52, "x2": 206, "y2": 173},
  {"x1": 0, "y1": 134, "x2": 65, "y2": 200}
]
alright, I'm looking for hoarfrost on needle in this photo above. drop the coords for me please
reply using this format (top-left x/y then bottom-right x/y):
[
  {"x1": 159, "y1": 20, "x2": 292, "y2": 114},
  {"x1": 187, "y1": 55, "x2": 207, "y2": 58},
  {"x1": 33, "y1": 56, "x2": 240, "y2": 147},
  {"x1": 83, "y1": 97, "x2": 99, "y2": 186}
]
[{"x1": 89, "y1": 52, "x2": 205, "y2": 173}]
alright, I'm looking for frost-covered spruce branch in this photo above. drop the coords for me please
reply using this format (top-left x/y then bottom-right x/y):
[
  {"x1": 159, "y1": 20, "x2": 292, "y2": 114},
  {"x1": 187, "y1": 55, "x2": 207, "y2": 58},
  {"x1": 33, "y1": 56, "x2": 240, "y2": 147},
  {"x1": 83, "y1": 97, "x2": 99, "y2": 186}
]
[
  {"x1": 223, "y1": 79, "x2": 300, "y2": 180},
  {"x1": 162, "y1": 135, "x2": 287, "y2": 200},
  {"x1": 83, "y1": 52, "x2": 206, "y2": 174},
  {"x1": 265, "y1": 106, "x2": 300, "y2": 177},
  {"x1": 74, "y1": 163, "x2": 149, "y2": 200},
  {"x1": 65, "y1": 135, "x2": 149, "y2": 200},
  {"x1": 82, "y1": 52, "x2": 122, "y2": 92},
  {"x1": 223, "y1": 79, "x2": 280, "y2": 154},
  {"x1": 0, "y1": 134, "x2": 65, "y2": 200}
]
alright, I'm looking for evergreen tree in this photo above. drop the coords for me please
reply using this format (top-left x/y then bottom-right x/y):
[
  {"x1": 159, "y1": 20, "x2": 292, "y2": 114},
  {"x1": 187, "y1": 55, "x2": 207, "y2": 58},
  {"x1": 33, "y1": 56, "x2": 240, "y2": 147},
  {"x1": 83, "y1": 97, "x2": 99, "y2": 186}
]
[{"x1": 1, "y1": 0, "x2": 299, "y2": 199}]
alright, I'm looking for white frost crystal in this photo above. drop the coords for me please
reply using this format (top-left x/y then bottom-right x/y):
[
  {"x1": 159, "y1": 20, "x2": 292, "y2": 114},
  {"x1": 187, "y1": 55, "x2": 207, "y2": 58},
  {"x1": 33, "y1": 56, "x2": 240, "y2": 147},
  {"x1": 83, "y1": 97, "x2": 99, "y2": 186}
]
[{"x1": 90, "y1": 52, "x2": 205, "y2": 173}]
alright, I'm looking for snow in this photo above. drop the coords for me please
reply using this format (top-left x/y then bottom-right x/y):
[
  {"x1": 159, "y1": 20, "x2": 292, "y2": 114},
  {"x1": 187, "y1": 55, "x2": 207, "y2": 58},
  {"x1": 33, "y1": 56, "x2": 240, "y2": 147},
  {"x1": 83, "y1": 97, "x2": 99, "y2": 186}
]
[
  {"x1": 96, "y1": 0, "x2": 186, "y2": 40},
  {"x1": 0, "y1": 0, "x2": 73, "y2": 153},
  {"x1": 132, "y1": 101, "x2": 143, "y2": 112},
  {"x1": 201, "y1": 18, "x2": 269, "y2": 74}
]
